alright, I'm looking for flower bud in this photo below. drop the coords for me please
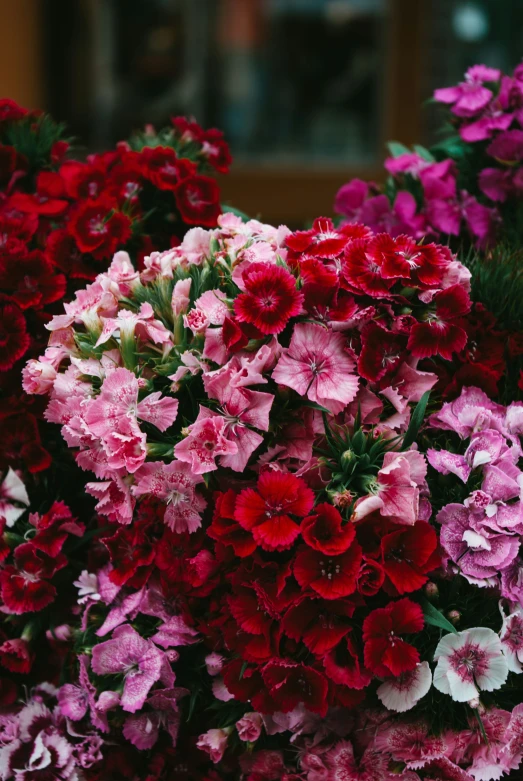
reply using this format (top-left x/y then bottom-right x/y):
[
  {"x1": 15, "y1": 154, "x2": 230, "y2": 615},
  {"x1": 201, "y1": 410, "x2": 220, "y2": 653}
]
[
  {"x1": 424, "y1": 582, "x2": 439, "y2": 600},
  {"x1": 447, "y1": 609, "x2": 461, "y2": 625}
]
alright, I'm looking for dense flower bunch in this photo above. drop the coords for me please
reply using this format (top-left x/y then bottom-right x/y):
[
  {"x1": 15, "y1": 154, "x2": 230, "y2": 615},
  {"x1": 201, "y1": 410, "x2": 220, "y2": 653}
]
[
  {"x1": 1, "y1": 208, "x2": 516, "y2": 779},
  {"x1": 0, "y1": 98, "x2": 230, "y2": 476},
  {"x1": 335, "y1": 62, "x2": 523, "y2": 249}
]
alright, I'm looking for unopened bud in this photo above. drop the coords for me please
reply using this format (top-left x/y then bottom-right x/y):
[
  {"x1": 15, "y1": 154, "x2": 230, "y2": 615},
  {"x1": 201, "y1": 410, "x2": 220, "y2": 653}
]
[
  {"x1": 447, "y1": 610, "x2": 461, "y2": 625},
  {"x1": 424, "y1": 582, "x2": 439, "y2": 600},
  {"x1": 340, "y1": 449, "x2": 354, "y2": 467}
]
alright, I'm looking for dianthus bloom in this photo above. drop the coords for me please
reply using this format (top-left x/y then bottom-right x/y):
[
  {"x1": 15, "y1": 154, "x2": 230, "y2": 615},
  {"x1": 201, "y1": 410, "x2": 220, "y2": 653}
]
[
  {"x1": 234, "y1": 263, "x2": 303, "y2": 335},
  {"x1": 362, "y1": 598, "x2": 424, "y2": 677}
]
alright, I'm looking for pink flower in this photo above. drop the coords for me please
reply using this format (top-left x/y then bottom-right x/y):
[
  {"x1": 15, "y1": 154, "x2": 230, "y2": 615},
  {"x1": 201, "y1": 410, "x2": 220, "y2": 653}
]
[
  {"x1": 499, "y1": 604, "x2": 523, "y2": 673},
  {"x1": 376, "y1": 661, "x2": 432, "y2": 713},
  {"x1": 171, "y1": 278, "x2": 191, "y2": 316},
  {"x1": 106, "y1": 250, "x2": 140, "y2": 295},
  {"x1": 272, "y1": 323, "x2": 358, "y2": 413},
  {"x1": 174, "y1": 414, "x2": 238, "y2": 474},
  {"x1": 433, "y1": 627, "x2": 508, "y2": 702},
  {"x1": 22, "y1": 358, "x2": 58, "y2": 395},
  {"x1": 0, "y1": 467, "x2": 29, "y2": 527},
  {"x1": 123, "y1": 688, "x2": 187, "y2": 751},
  {"x1": 236, "y1": 712, "x2": 263, "y2": 742},
  {"x1": 91, "y1": 624, "x2": 166, "y2": 713},
  {"x1": 86, "y1": 472, "x2": 135, "y2": 525},
  {"x1": 132, "y1": 460, "x2": 206, "y2": 532},
  {"x1": 196, "y1": 727, "x2": 231, "y2": 763},
  {"x1": 487, "y1": 129, "x2": 523, "y2": 163},
  {"x1": 96, "y1": 302, "x2": 172, "y2": 347},
  {"x1": 434, "y1": 64, "x2": 500, "y2": 117}
]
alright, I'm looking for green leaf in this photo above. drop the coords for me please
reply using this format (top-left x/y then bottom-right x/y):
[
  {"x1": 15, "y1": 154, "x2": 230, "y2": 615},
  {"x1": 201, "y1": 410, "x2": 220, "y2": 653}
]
[
  {"x1": 387, "y1": 141, "x2": 411, "y2": 158},
  {"x1": 420, "y1": 597, "x2": 458, "y2": 634},
  {"x1": 301, "y1": 400, "x2": 332, "y2": 414},
  {"x1": 413, "y1": 144, "x2": 435, "y2": 162},
  {"x1": 221, "y1": 204, "x2": 251, "y2": 222},
  {"x1": 402, "y1": 390, "x2": 430, "y2": 450}
]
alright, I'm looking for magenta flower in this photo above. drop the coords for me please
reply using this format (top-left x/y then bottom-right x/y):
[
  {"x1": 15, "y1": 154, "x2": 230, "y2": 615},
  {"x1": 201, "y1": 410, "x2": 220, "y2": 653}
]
[
  {"x1": 91, "y1": 624, "x2": 168, "y2": 713},
  {"x1": 123, "y1": 688, "x2": 188, "y2": 750},
  {"x1": 132, "y1": 459, "x2": 206, "y2": 532},
  {"x1": 487, "y1": 129, "x2": 523, "y2": 163},
  {"x1": 434, "y1": 64, "x2": 501, "y2": 117},
  {"x1": 272, "y1": 322, "x2": 358, "y2": 414},
  {"x1": 333, "y1": 178, "x2": 369, "y2": 221}
]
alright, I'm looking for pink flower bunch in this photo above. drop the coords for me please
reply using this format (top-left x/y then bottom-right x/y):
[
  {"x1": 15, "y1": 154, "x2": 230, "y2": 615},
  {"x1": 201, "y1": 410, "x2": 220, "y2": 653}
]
[
  {"x1": 428, "y1": 386, "x2": 523, "y2": 603},
  {"x1": 335, "y1": 61, "x2": 523, "y2": 249}
]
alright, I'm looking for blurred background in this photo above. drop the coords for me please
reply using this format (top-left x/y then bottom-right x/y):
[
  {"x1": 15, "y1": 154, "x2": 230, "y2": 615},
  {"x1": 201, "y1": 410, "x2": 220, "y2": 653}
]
[{"x1": 1, "y1": 0, "x2": 523, "y2": 224}]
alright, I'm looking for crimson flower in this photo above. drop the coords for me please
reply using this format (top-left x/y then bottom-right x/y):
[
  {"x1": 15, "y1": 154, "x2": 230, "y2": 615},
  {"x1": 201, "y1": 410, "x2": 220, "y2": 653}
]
[
  {"x1": 0, "y1": 542, "x2": 65, "y2": 614},
  {"x1": 0, "y1": 638, "x2": 34, "y2": 673},
  {"x1": 207, "y1": 490, "x2": 257, "y2": 558},
  {"x1": 261, "y1": 661, "x2": 328, "y2": 715},
  {"x1": 174, "y1": 175, "x2": 221, "y2": 227},
  {"x1": 293, "y1": 541, "x2": 362, "y2": 599},
  {"x1": 300, "y1": 503, "x2": 355, "y2": 555},
  {"x1": 141, "y1": 146, "x2": 196, "y2": 190},
  {"x1": 323, "y1": 635, "x2": 372, "y2": 690},
  {"x1": 0, "y1": 412, "x2": 51, "y2": 474},
  {"x1": 282, "y1": 597, "x2": 355, "y2": 654},
  {"x1": 408, "y1": 284, "x2": 471, "y2": 360},
  {"x1": 375, "y1": 234, "x2": 451, "y2": 288},
  {"x1": 234, "y1": 471, "x2": 314, "y2": 551},
  {"x1": 362, "y1": 598, "x2": 424, "y2": 677},
  {"x1": 0, "y1": 295, "x2": 30, "y2": 370},
  {"x1": 286, "y1": 217, "x2": 354, "y2": 258},
  {"x1": 0, "y1": 250, "x2": 66, "y2": 310},
  {"x1": 102, "y1": 518, "x2": 156, "y2": 587},
  {"x1": 69, "y1": 195, "x2": 132, "y2": 260},
  {"x1": 381, "y1": 521, "x2": 439, "y2": 594},
  {"x1": 0, "y1": 99, "x2": 28, "y2": 122},
  {"x1": 357, "y1": 322, "x2": 405, "y2": 382},
  {"x1": 356, "y1": 557, "x2": 385, "y2": 596},
  {"x1": 234, "y1": 263, "x2": 304, "y2": 335},
  {"x1": 342, "y1": 237, "x2": 396, "y2": 296}
]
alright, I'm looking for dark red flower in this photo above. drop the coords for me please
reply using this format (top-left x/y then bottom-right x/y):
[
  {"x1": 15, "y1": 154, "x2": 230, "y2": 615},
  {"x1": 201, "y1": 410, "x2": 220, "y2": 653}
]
[
  {"x1": 323, "y1": 635, "x2": 372, "y2": 689},
  {"x1": 357, "y1": 322, "x2": 405, "y2": 383},
  {"x1": 174, "y1": 175, "x2": 221, "y2": 227},
  {"x1": 0, "y1": 412, "x2": 51, "y2": 473},
  {"x1": 362, "y1": 598, "x2": 424, "y2": 677},
  {"x1": 0, "y1": 638, "x2": 34, "y2": 673},
  {"x1": 207, "y1": 490, "x2": 257, "y2": 557},
  {"x1": 69, "y1": 195, "x2": 132, "y2": 260},
  {"x1": 300, "y1": 503, "x2": 355, "y2": 555},
  {"x1": 141, "y1": 146, "x2": 196, "y2": 191},
  {"x1": 376, "y1": 234, "x2": 451, "y2": 288},
  {"x1": 261, "y1": 661, "x2": 328, "y2": 714},
  {"x1": 293, "y1": 541, "x2": 362, "y2": 599},
  {"x1": 50, "y1": 140, "x2": 69, "y2": 164},
  {"x1": 282, "y1": 597, "x2": 355, "y2": 654},
  {"x1": 381, "y1": 521, "x2": 439, "y2": 594},
  {"x1": 9, "y1": 172, "x2": 68, "y2": 216},
  {"x1": 0, "y1": 677, "x2": 17, "y2": 706},
  {"x1": 102, "y1": 518, "x2": 155, "y2": 586},
  {"x1": 234, "y1": 471, "x2": 314, "y2": 551},
  {"x1": 59, "y1": 159, "x2": 107, "y2": 199},
  {"x1": 356, "y1": 556, "x2": 385, "y2": 596},
  {"x1": 286, "y1": 217, "x2": 353, "y2": 258},
  {"x1": 0, "y1": 295, "x2": 30, "y2": 370},
  {"x1": 0, "y1": 100, "x2": 27, "y2": 122},
  {"x1": 0, "y1": 519, "x2": 9, "y2": 563},
  {"x1": 0, "y1": 146, "x2": 24, "y2": 187},
  {"x1": 0, "y1": 250, "x2": 66, "y2": 310},
  {"x1": 408, "y1": 284, "x2": 471, "y2": 360},
  {"x1": 234, "y1": 263, "x2": 303, "y2": 336},
  {"x1": 45, "y1": 229, "x2": 97, "y2": 280},
  {"x1": 30, "y1": 501, "x2": 84, "y2": 558},
  {"x1": 0, "y1": 542, "x2": 64, "y2": 614}
]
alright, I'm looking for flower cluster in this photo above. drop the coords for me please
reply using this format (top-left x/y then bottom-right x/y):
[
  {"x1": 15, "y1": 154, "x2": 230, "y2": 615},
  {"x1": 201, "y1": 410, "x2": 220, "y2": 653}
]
[
  {"x1": 335, "y1": 62, "x2": 523, "y2": 250},
  {"x1": 0, "y1": 98, "x2": 230, "y2": 476}
]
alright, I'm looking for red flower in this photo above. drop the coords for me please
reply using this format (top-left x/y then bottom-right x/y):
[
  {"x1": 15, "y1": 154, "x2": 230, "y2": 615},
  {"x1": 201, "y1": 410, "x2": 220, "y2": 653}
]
[
  {"x1": 408, "y1": 284, "x2": 471, "y2": 360},
  {"x1": 0, "y1": 519, "x2": 10, "y2": 563},
  {"x1": 357, "y1": 322, "x2": 405, "y2": 383},
  {"x1": 0, "y1": 542, "x2": 64, "y2": 614},
  {"x1": 141, "y1": 146, "x2": 196, "y2": 190},
  {"x1": 0, "y1": 250, "x2": 66, "y2": 310},
  {"x1": 282, "y1": 597, "x2": 355, "y2": 654},
  {"x1": 9, "y1": 173, "x2": 68, "y2": 217},
  {"x1": 286, "y1": 217, "x2": 353, "y2": 258},
  {"x1": 174, "y1": 175, "x2": 221, "y2": 227},
  {"x1": 0, "y1": 100, "x2": 28, "y2": 122},
  {"x1": 362, "y1": 598, "x2": 424, "y2": 677},
  {"x1": 102, "y1": 518, "x2": 155, "y2": 587},
  {"x1": 376, "y1": 234, "x2": 451, "y2": 288},
  {"x1": 342, "y1": 237, "x2": 396, "y2": 297},
  {"x1": 68, "y1": 195, "x2": 132, "y2": 260},
  {"x1": 261, "y1": 661, "x2": 328, "y2": 714},
  {"x1": 207, "y1": 490, "x2": 257, "y2": 558},
  {"x1": 0, "y1": 295, "x2": 30, "y2": 370},
  {"x1": 59, "y1": 159, "x2": 107, "y2": 199},
  {"x1": 0, "y1": 638, "x2": 34, "y2": 673},
  {"x1": 0, "y1": 412, "x2": 51, "y2": 473},
  {"x1": 30, "y1": 501, "x2": 84, "y2": 558},
  {"x1": 381, "y1": 521, "x2": 439, "y2": 594},
  {"x1": 234, "y1": 472, "x2": 314, "y2": 551},
  {"x1": 234, "y1": 264, "x2": 304, "y2": 335},
  {"x1": 50, "y1": 140, "x2": 69, "y2": 164},
  {"x1": 45, "y1": 229, "x2": 97, "y2": 280},
  {"x1": 200, "y1": 127, "x2": 232, "y2": 174},
  {"x1": 356, "y1": 557, "x2": 385, "y2": 596},
  {"x1": 300, "y1": 503, "x2": 355, "y2": 555},
  {"x1": 323, "y1": 636, "x2": 372, "y2": 689},
  {"x1": 293, "y1": 541, "x2": 362, "y2": 599}
]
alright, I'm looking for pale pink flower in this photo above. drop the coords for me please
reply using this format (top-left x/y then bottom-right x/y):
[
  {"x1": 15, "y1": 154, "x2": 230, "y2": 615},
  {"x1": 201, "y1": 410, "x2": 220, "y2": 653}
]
[
  {"x1": 171, "y1": 278, "x2": 192, "y2": 316},
  {"x1": 193, "y1": 289, "x2": 229, "y2": 324},
  {"x1": 168, "y1": 350, "x2": 208, "y2": 389},
  {"x1": 202, "y1": 325, "x2": 228, "y2": 364},
  {"x1": 47, "y1": 277, "x2": 119, "y2": 332},
  {"x1": 376, "y1": 661, "x2": 432, "y2": 713},
  {"x1": 73, "y1": 571, "x2": 101, "y2": 605},
  {"x1": 102, "y1": 415, "x2": 147, "y2": 473},
  {"x1": 0, "y1": 467, "x2": 29, "y2": 527},
  {"x1": 174, "y1": 414, "x2": 237, "y2": 474},
  {"x1": 132, "y1": 460, "x2": 206, "y2": 532},
  {"x1": 141, "y1": 248, "x2": 182, "y2": 282},
  {"x1": 272, "y1": 322, "x2": 359, "y2": 413},
  {"x1": 433, "y1": 627, "x2": 509, "y2": 702},
  {"x1": 212, "y1": 678, "x2": 235, "y2": 702},
  {"x1": 499, "y1": 603, "x2": 523, "y2": 673},
  {"x1": 205, "y1": 653, "x2": 224, "y2": 676},
  {"x1": 196, "y1": 727, "x2": 231, "y2": 764},
  {"x1": 106, "y1": 250, "x2": 140, "y2": 295},
  {"x1": 184, "y1": 307, "x2": 210, "y2": 334},
  {"x1": 91, "y1": 624, "x2": 166, "y2": 713},
  {"x1": 123, "y1": 688, "x2": 187, "y2": 751},
  {"x1": 86, "y1": 472, "x2": 135, "y2": 525},
  {"x1": 96, "y1": 301, "x2": 172, "y2": 347},
  {"x1": 22, "y1": 357, "x2": 58, "y2": 395},
  {"x1": 178, "y1": 226, "x2": 212, "y2": 264},
  {"x1": 236, "y1": 712, "x2": 263, "y2": 742}
]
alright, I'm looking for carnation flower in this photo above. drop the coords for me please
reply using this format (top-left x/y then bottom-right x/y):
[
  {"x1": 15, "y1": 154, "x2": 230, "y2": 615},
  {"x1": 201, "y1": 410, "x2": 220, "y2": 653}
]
[
  {"x1": 174, "y1": 175, "x2": 221, "y2": 227},
  {"x1": 0, "y1": 467, "x2": 29, "y2": 527},
  {"x1": 234, "y1": 471, "x2": 314, "y2": 551},
  {"x1": 234, "y1": 263, "x2": 303, "y2": 335},
  {"x1": 0, "y1": 294, "x2": 30, "y2": 370},
  {"x1": 196, "y1": 727, "x2": 232, "y2": 763},
  {"x1": 272, "y1": 322, "x2": 359, "y2": 413},
  {"x1": 132, "y1": 460, "x2": 207, "y2": 533},
  {"x1": 499, "y1": 604, "x2": 523, "y2": 673},
  {"x1": 433, "y1": 627, "x2": 509, "y2": 702},
  {"x1": 377, "y1": 660, "x2": 432, "y2": 712},
  {"x1": 434, "y1": 64, "x2": 500, "y2": 117},
  {"x1": 293, "y1": 541, "x2": 362, "y2": 599},
  {"x1": 362, "y1": 598, "x2": 424, "y2": 677}
]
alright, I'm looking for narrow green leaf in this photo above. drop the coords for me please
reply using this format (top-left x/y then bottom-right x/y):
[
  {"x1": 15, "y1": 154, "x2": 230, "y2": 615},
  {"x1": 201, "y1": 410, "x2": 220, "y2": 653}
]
[
  {"x1": 387, "y1": 141, "x2": 410, "y2": 158},
  {"x1": 421, "y1": 598, "x2": 458, "y2": 634},
  {"x1": 413, "y1": 144, "x2": 435, "y2": 162},
  {"x1": 402, "y1": 390, "x2": 430, "y2": 450},
  {"x1": 221, "y1": 204, "x2": 251, "y2": 222}
]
